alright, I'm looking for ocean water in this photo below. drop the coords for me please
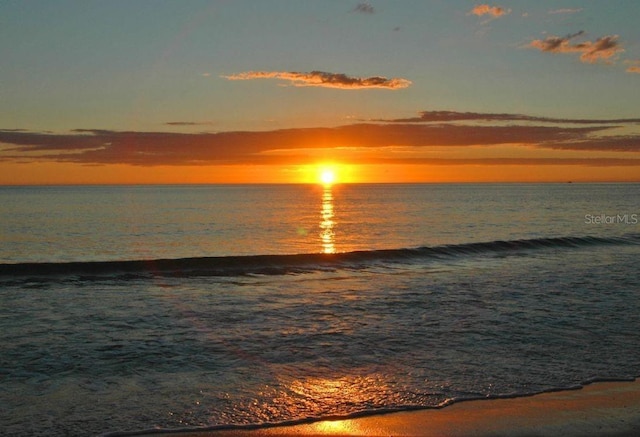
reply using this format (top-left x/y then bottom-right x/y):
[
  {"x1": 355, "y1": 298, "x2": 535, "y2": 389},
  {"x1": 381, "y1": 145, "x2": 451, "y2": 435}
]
[{"x1": 1, "y1": 183, "x2": 639, "y2": 436}]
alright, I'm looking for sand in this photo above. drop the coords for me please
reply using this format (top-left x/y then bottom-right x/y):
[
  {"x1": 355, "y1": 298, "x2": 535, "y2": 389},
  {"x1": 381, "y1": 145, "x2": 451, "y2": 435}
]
[{"x1": 137, "y1": 379, "x2": 640, "y2": 437}]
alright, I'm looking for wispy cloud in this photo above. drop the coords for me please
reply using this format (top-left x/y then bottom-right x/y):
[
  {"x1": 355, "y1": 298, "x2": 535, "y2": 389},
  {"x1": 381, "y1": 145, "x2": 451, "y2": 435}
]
[
  {"x1": 549, "y1": 8, "x2": 583, "y2": 15},
  {"x1": 625, "y1": 60, "x2": 640, "y2": 74},
  {"x1": 385, "y1": 110, "x2": 640, "y2": 124},
  {"x1": 352, "y1": 2, "x2": 374, "y2": 14},
  {"x1": 164, "y1": 121, "x2": 215, "y2": 127},
  {"x1": 221, "y1": 71, "x2": 411, "y2": 90},
  {"x1": 528, "y1": 31, "x2": 624, "y2": 64},
  {"x1": 469, "y1": 4, "x2": 511, "y2": 18},
  {"x1": 540, "y1": 136, "x2": 640, "y2": 153},
  {"x1": 372, "y1": 157, "x2": 640, "y2": 167}
]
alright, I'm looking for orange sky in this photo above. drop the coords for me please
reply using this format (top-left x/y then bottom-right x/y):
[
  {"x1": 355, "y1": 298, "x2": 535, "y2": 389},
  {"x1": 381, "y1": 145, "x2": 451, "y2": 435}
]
[
  {"x1": 1, "y1": 159, "x2": 638, "y2": 185},
  {"x1": 3, "y1": 2, "x2": 640, "y2": 184},
  {"x1": 2, "y1": 117, "x2": 639, "y2": 184}
]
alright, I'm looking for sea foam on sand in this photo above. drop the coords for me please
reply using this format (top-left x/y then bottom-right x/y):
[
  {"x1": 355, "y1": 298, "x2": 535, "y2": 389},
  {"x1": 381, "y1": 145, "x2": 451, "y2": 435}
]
[{"x1": 134, "y1": 379, "x2": 640, "y2": 437}]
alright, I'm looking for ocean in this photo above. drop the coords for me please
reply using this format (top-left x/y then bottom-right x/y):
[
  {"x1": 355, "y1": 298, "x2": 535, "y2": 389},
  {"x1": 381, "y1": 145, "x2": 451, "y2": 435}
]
[{"x1": 1, "y1": 183, "x2": 639, "y2": 436}]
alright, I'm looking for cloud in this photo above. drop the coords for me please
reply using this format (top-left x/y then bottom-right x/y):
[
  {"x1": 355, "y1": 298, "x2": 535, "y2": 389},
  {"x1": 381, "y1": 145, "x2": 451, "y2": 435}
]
[
  {"x1": 2, "y1": 110, "x2": 638, "y2": 171},
  {"x1": 469, "y1": 4, "x2": 511, "y2": 18},
  {"x1": 164, "y1": 121, "x2": 215, "y2": 126},
  {"x1": 549, "y1": 8, "x2": 583, "y2": 14},
  {"x1": 385, "y1": 110, "x2": 640, "y2": 124},
  {"x1": 625, "y1": 60, "x2": 640, "y2": 74},
  {"x1": 528, "y1": 31, "x2": 624, "y2": 64},
  {"x1": 222, "y1": 71, "x2": 411, "y2": 90},
  {"x1": 540, "y1": 136, "x2": 640, "y2": 152},
  {"x1": 353, "y1": 2, "x2": 374, "y2": 14},
  {"x1": 368, "y1": 157, "x2": 640, "y2": 167},
  {"x1": 2, "y1": 118, "x2": 638, "y2": 168},
  {"x1": 529, "y1": 30, "x2": 585, "y2": 52}
]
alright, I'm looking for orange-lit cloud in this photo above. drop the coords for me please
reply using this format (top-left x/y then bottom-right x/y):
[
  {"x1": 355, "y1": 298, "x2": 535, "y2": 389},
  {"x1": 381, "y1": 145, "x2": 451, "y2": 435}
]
[
  {"x1": 2, "y1": 111, "x2": 639, "y2": 169},
  {"x1": 528, "y1": 31, "x2": 624, "y2": 64},
  {"x1": 625, "y1": 60, "x2": 640, "y2": 74},
  {"x1": 469, "y1": 4, "x2": 511, "y2": 18},
  {"x1": 222, "y1": 71, "x2": 411, "y2": 90}
]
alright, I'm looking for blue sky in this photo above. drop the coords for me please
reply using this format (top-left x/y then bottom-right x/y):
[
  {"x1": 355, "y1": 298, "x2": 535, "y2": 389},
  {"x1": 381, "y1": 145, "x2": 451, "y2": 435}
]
[
  {"x1": 1, "y1": 1, "x2": 639, "y2": 183},
  {"x1": 2, "y1": 0, "x2": 639, "y2": 132}
]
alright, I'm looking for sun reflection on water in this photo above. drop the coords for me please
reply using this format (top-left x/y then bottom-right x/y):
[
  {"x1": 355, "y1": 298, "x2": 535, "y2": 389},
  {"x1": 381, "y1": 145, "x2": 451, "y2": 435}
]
[
  {"x1": 320, "y1": 185, "x2": 336, "y2": 254},
  {"x1": 287, "y1": 374, "x2": 391, "y2": 408}
]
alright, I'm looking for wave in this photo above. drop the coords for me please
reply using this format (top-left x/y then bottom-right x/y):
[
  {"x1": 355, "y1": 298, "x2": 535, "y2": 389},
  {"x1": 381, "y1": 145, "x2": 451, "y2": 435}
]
[
  {"x1": 1, "y1": 234, "x2": 638, "y2": 279},
  {"x1": 102, "y1": 377, "x2": 639, "y2": 437}
]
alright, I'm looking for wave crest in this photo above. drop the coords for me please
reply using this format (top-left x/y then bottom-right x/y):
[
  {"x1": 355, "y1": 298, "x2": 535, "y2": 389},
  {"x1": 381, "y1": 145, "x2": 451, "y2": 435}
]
[{"x1": 1, "y1": 234, "x2": 638, "y2": 279}]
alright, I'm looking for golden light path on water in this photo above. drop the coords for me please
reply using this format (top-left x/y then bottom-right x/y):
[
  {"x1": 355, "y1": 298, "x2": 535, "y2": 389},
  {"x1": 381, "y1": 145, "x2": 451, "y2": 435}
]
[
  {"x1": 149, "y1": 183, "x2": 387, "y2": 428},
  {"x1": 319, "y1": 185, "x2": 336, "y2": 254},
  {"x1": 252, "y1": 373, "x2": 404, "y2": 429},
  {"x1": 287, "y1": 374, "x2": 391, "y2": 408}
]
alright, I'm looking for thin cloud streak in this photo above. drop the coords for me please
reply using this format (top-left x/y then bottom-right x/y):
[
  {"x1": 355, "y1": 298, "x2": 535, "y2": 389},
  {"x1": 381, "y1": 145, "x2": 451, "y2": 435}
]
[
  {"x1": 222, "y1": 71, "x2": 411, "y2": 90},
  {"x1": 364, "y1": 157, "x2": 640, "y2": 167},
  {"x1": 385, "y1": 110, "x2": 640, "y2": 124},
  {"x1": 625, "y1": 60, "x2": 640, "y2": 74},
  {"x1": 528, "y1": 31, "x2": 624, "y2": 64},
  {"x1": 548, "y1": 8, "x2": 583, "y2": 15},
  {"x1": 164, "y1": 121, "x2": 216, "y2": 127},
  {"x1": 540, "y1": 136, "x2": 640, "y2": 153}
]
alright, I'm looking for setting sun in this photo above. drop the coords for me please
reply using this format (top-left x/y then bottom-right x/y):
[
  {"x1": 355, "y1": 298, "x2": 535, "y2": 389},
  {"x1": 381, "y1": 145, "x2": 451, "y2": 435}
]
[
  {"x1": 320, "y1": 168, "x2": 336, "y2": 185},
  {"x1": 296, "y1": 163, "x2": 357, "y2": 184},
  {"x1": 3, "y1": 3, "x2": 640, "y2": 436}
]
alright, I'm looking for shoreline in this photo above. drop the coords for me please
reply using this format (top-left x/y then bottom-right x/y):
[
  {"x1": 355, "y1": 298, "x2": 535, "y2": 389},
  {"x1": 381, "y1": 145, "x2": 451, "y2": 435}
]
[{"x1": 131, "y1": 379, "x2": 640, "y2": 437}]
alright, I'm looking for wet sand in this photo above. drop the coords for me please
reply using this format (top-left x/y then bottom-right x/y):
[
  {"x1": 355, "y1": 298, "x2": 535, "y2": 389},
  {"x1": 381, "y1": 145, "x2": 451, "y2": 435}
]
[{"x1": 135, "y1": 379, "x2": 640, "y2": 437}]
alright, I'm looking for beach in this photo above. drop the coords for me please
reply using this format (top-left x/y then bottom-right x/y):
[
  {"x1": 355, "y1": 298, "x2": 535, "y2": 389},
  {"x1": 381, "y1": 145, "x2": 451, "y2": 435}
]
[
  {"x1": 141, "y1": 379, "x2": 640, "y2": 437},
  {"x1": 4, "y1": 0, "x2": 640, "y2": 434}
]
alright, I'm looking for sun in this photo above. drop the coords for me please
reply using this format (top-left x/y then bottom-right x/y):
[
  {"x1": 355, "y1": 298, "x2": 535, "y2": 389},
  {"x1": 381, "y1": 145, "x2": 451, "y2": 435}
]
[
  {"x1": 299, "y1": 163, "x2": 352, "y2": 184},
  {"x1": 320, "y1": 168, "x2": 336, "y2": 185}
]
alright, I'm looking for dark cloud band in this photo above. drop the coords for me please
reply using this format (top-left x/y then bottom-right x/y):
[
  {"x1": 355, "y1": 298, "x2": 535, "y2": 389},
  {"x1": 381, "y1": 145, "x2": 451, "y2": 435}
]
[
  {"x1": 384, "y1": 110, "x2": 640, "y2": 125},
  {"x1": 2, "y1": 111, "x2": 638, "y2": 167}
]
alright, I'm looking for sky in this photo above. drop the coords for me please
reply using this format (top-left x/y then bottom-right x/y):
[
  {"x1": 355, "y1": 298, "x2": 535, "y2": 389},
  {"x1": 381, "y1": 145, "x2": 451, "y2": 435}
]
[{"x1": 1, "y1": 0, "x2": 639, "y2": 184}]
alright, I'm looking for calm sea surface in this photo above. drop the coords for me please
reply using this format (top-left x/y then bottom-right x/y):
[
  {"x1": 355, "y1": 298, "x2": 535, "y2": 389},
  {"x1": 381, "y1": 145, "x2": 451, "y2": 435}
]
[{"x1": 1, "y1": 183, "x2": 639, "y2": 436}]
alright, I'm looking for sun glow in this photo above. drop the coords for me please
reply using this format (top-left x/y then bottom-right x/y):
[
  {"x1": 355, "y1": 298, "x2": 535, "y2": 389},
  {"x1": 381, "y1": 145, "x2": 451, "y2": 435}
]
[
  {"x1": 317, "y1": 163, "x2": 343, "y2": 185},
  {"x1": 296, "y1": 163, "x2": 357, "y2": 184},
  {"x1": 320, "y1": 169, "x2": 336, "y2": 185}
]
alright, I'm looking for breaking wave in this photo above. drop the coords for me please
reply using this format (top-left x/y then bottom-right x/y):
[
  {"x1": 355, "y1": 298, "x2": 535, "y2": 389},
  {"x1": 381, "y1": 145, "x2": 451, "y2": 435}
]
[{"x1": 1, "y1": 234, "x2": 638, "y2": 280}]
